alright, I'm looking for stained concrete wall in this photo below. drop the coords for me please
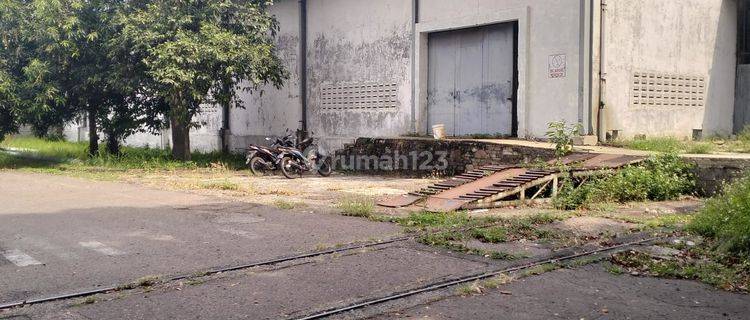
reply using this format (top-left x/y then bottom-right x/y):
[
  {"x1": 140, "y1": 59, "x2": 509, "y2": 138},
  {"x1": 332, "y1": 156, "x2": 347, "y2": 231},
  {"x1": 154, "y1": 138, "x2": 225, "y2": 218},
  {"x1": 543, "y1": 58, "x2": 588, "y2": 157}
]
[
  {"x1": 602, "y1": 0, "x2": 738, "y2": 139},
  {"x1": 228, "y1": 0, "x2": 303, "y2": 151},
  {"x1": 305, "y1": 0, "x2": 412, "y2": 152},
  {"x1": 59, "y1": 0, "x2": 740, "y2": 153}
]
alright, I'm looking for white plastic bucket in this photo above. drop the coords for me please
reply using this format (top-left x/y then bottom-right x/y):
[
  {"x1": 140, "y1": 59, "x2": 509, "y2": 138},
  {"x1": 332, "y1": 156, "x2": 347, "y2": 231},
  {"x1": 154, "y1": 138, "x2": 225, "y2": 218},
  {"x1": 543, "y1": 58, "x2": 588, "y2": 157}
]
[{"x1": 432, "y1": 124, "x2": 446, "y2": 140}]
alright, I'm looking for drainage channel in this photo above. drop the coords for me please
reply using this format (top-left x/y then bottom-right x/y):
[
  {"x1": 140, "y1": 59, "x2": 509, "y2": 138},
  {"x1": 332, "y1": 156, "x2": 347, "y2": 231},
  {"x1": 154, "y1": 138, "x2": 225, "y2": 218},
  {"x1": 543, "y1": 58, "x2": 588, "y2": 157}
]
[
  {"x1": 293, "y1": 236, "x2": 663, "y2": 320},
  {"x1": 0, "y1": 236, "x2": 412, "y2": 311}
]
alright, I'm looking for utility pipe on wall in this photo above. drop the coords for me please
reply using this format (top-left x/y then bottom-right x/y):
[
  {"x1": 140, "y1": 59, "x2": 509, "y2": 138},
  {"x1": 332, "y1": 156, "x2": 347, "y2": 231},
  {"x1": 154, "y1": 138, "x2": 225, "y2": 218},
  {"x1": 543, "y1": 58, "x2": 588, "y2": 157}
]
[
  {"x1": 299, "y1": 0, "x2": 308, "y2": 132},
  {"x1": 410, "y1": 0, "x2": 418, "y2": 133},
  {"x1": 597, "y1": 0, "x2": 608, "y2": 142}
]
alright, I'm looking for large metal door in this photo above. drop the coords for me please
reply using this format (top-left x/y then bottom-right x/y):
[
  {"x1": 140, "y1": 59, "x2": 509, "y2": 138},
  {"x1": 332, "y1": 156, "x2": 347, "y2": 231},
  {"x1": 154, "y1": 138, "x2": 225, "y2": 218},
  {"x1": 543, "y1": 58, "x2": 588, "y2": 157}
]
[{"x1": 428, "y1": 23, "x2": 515, "y2": 136}]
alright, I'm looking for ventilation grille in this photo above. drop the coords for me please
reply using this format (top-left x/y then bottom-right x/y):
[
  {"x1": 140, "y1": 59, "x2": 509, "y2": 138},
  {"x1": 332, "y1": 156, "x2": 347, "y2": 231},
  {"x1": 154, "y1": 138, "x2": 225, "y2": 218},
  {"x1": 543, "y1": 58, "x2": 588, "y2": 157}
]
[
  {"x1": 320, "y1": 82, "x2": 398, "y2": 110},
  {"x1": 631, "y1": 72, "x2": 706, "y2": 108}
]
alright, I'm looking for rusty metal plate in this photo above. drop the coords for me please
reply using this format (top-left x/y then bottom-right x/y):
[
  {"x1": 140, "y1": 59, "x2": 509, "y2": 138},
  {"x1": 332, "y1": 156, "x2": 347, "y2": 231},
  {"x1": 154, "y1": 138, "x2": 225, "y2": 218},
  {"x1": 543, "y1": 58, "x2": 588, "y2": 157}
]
[{"x1": 377, "y1": 194, "x2": 423, "y2": 208}]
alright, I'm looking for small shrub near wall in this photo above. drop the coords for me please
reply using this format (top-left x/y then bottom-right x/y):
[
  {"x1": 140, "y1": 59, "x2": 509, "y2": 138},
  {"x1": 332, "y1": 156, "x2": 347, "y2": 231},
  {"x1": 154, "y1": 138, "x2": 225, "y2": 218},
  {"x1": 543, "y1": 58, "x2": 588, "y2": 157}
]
[
  {"x1": 554, "y1": 154, "x2": 696, "y2": 210},
  {"x1": 690, "y1": 173, "x2": 750, "y2": 256}
]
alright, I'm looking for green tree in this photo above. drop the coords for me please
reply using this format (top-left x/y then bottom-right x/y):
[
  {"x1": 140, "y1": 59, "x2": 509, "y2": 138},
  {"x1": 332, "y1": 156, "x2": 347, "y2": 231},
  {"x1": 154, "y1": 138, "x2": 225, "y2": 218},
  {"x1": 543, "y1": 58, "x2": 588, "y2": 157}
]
[
  {"x1": 0, "y1": 65, "x2": 18, "y2": 140},
  {"x1": 27, "y1": 0, "x2": 125, "y2": 154},
  {"x1": 116, "y1": 0, "x2": 286, "y2": 160}
]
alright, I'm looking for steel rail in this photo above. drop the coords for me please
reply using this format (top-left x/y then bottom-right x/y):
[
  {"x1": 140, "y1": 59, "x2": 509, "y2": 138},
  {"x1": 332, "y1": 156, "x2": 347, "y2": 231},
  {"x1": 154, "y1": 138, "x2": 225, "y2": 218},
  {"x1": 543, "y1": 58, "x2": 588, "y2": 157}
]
[
  {"x1": 294, "y1": 236, "x2": 661, "y2": 320},
  {"x1": 0, "y1": 236, "x2": 411, "y2": 310}
]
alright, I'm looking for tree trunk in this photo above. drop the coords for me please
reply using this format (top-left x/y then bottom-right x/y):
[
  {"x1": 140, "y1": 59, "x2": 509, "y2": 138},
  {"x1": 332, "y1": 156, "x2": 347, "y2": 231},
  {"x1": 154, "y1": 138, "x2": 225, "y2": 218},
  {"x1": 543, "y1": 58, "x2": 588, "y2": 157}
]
[
  {"x1": 87, "y1": 110, "x2": 99, "y2": 157},
  {"x1": 170, "y1": 114, "x2": 191, "y2": 161},
  {"x1": 106, "y1": 133, "x2": 120, "y2": 156}
]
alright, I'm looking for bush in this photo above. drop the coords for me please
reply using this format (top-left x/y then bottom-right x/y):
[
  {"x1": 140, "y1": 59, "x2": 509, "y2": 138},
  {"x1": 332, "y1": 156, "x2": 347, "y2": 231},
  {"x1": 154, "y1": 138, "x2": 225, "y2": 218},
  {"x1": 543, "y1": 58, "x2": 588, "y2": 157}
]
[
  {"x1": 554, "y1": 154, "x2": 695, "y2": 209},
  {"x1": 690, "y1": 174, "x2": 750, "y2": 255}
]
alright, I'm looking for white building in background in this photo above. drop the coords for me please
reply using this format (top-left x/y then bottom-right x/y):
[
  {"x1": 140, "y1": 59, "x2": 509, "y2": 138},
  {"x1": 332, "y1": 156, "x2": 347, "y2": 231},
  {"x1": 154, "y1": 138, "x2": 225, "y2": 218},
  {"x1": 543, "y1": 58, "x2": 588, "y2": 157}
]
[{"x1": 65, "y1": 0, "x2": 749, "y2": 153}]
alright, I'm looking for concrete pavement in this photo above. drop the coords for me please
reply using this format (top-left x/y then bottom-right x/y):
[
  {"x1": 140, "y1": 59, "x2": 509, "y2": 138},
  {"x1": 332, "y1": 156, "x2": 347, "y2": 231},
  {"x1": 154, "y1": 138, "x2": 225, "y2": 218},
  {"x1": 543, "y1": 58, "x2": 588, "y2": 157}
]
[{"x1": 0, "y1": 172, "x2": 402, "y2": 304}]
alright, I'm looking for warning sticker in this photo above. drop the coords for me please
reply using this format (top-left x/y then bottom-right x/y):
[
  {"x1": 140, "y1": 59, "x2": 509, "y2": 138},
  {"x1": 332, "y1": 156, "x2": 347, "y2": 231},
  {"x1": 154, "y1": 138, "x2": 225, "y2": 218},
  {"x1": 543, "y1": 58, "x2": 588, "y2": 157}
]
[{"x1": 548, "y1": 54, "x2": 567, "y2": 79}]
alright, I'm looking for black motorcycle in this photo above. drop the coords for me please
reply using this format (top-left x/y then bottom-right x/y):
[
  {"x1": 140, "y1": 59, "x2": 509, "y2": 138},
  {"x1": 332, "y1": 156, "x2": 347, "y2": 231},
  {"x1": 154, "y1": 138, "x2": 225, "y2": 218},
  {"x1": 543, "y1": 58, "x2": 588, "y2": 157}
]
[
  {"x1": 246, "y1": 130, "x2": 295, "y2": 176},
  {"x1": 277, "y1": 131, "x2": 332, "y2": 179}
]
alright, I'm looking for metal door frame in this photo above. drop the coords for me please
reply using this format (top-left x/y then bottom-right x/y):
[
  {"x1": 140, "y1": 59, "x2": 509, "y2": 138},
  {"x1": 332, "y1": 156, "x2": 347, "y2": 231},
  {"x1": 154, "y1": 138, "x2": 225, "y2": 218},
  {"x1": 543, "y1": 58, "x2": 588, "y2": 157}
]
[
  {"x1": 415, "y1": 7, "x2": 530, "y2": 138},
  {"x1": 424, "y1": 22, "x2": 519, "y2": 137}
]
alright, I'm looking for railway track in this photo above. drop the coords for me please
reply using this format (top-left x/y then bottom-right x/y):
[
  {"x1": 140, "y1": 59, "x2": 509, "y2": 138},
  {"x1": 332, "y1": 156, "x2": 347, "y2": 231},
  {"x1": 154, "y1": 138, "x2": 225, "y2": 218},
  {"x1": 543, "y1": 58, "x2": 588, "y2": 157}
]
[
  {"x1": 1, "y1": 222, "x2": 664, "y2": 320},
  {"x1": 294, "y1": 236, "x2": 663, "y2": 320},
  {"x1": 0, "y1": 217, "x2": 546, "y2": 310},
  {"x1": 0, "y1": 235, "x2": 412, "y2": 310}
]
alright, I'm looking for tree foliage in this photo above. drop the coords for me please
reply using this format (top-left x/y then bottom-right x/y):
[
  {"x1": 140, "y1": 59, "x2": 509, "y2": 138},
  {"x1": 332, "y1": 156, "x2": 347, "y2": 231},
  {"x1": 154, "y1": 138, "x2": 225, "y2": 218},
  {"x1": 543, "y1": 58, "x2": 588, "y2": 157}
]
[
  {"x1": 0, "y1": 0, "x2": 287, "y2": 159},
  {"x1": 115, "y1": 0, "x2": 287, "y2": 160}
]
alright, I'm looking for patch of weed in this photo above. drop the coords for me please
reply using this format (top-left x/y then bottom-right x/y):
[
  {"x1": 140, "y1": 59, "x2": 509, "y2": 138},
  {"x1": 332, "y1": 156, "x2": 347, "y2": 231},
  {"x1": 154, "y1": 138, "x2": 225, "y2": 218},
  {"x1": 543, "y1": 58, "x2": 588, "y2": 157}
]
[
  {"x1": 611, "y1": 250, "x2": 749, "y2": 291},
  {"x1": 521, "y1": 263, "x2": 561, "y2": 277},
  {"x1": 455, "y1": 282, "x2": 483, "y2": 296},
  {"x1": 118, "y1": 275, "x2": 161, "y2": 290},
  {"x1": 274, "y1": 199, "x2": 305, "y2": 210},
  {"x1": 395, "y1": 211, "x2": 473, "y2": 230},
  {"x1": 199, "y1": 180, "x2": 240, "y2": 191},
  {"x1": 337, "y1": 197, "x2": 375, "y2": 218},
  {"x1": 604, "y1": 262, "x2": 625, "y2": 275},
  {"x1": 470, "y1": 227, "x2": 508, "y2": 243},
  {"x1": 481, "y1": 274, "x2": 514, "y2": 289},
  {"x1": 623, "y1": 137, "x2": 686, "y2": 153},
  {"x1": 73, "y1": 296, "x2": 97, "y2": 306},
  {"x1": 185, "y1": 279, "x2": 205, "y2": 286},
  {"x1": 686, "y1": 142, "x2": 715, "y2": 154}
]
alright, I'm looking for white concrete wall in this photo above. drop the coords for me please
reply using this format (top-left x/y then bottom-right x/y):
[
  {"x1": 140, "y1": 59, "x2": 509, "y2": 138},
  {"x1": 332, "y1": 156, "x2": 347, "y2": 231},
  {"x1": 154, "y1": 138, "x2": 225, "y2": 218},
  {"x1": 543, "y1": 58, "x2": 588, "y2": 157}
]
[
  {"x1": 229, "y1": 0, "x2": 303, "y2": 151},
  {"x1": 418, "y1": 0, "x2": 584, "y2": 138},
  {"x1": 59, "y1": 0, "x2": 739, "y2": 152},
  {"x1": 305, "y1": 0, "x2": 413, "y2": 151},
  {"x1": 602, "y1": 0, "x2": 737, "y2": 139}
]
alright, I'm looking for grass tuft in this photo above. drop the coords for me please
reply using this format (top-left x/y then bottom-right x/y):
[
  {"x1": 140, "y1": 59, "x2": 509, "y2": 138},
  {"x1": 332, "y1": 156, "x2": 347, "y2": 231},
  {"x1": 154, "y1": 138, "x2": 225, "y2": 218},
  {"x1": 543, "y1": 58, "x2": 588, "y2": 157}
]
[
  {"x1": 274, "y1": 199, "x2": 306, "y2": 210},
  {"x1": 337, "y1": 197, "x2": 375, "y2": 218},
  {"x1": 199, "y1": 180, "x2": 240, "y2": 191}
]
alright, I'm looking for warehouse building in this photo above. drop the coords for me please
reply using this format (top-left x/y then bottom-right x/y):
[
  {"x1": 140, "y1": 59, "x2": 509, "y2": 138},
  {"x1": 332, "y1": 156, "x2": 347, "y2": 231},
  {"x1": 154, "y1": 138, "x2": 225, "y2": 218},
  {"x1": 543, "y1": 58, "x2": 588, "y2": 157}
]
[{"x1": 65, "y1": 0, "x2": 748, "y2": 152}]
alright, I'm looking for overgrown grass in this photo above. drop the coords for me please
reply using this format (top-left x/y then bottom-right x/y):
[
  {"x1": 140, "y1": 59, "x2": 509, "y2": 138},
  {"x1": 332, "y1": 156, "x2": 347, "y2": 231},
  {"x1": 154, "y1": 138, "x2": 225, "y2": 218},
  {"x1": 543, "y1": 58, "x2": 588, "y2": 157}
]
[
  {"x1": 0, "y1": 136, "x2": 246, "y2": 170},
  {"x1": 612, "y1": 127, "x2": 750, "y2": 154},
  {"x1": 274, "y1": 199, "x2": 306, "y2": 210},
  {"x1": 198, "y1": 180, "x2": 241, "y2": 191},
  {"x1": 392, "y1": 211, "x2": 572, "y2": 259},
  {"x1": 554, "y1": 154, "x2": 695, "y2": 210},
  {"x1": 337, "y1": 197, "x2": 375, "y2": 217},
  {"x1": 612, "y1": 250, "x2": 749, "y2": 291},
  {"x1": 689, "y1": 173, "x2": 750, "y2": 256},
  {"x1": 620, "y1": 137, "x2": 687, "y2": 153}
]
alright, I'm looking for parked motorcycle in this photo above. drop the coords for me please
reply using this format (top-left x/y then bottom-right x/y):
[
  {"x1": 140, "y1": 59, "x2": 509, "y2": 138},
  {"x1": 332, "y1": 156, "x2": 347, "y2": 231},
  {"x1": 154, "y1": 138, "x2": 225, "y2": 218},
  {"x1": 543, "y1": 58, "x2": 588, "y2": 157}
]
[
  {"x1": 277, "y1": 131, "x2": 333, "y2": 179},
  {"x1": 246, "y1": 130, "x2": 295, "y2": 176}
]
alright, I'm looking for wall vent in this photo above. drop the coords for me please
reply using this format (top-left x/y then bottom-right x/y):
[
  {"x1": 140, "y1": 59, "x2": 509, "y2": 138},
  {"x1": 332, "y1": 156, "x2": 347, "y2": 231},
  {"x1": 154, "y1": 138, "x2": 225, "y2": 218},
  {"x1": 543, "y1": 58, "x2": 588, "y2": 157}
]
[
  {"x1": 631, "y1": 72, "x2": 706, "y2": 108},
  {"x1": 320, "y1": 82, "x2": 398, "y2": 111}
]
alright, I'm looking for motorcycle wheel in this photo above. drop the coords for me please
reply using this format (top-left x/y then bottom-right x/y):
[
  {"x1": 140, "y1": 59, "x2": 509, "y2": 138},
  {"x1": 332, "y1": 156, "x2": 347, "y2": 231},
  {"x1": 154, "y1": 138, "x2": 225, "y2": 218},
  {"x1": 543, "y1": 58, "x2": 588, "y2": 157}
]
[
  {"x1": 280, "y1": 156, "x2": 302, "y2": 179},
  {"x1": 317, "y1": 156, "x2": 333, "y2": 177},
  {"x1": 249, "y1": 156, "x2": 271, "y2": 176}
]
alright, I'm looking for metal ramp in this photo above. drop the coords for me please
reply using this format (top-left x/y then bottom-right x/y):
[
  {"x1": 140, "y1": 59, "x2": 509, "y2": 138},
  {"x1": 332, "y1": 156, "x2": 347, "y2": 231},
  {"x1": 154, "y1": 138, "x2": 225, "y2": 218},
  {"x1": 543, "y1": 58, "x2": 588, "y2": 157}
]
[{"x1": 378, "y1": 153, "x2": 645, "y2": 212}]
